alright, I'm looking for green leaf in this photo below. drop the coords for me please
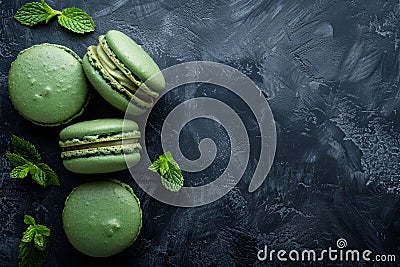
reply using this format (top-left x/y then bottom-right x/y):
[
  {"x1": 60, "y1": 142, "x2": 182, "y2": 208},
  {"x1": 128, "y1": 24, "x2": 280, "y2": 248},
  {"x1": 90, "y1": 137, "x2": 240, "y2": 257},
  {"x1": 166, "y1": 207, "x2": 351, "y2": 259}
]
[
  {"x1": 161, "y1": 177, "x2": 183, "y2": 192},
  {"x1": 37, "y1": 163, "x2": 60, "y2": 186},
  {"x1": 10, "y1": 164, "x2": 31, "y2": 179},
  {"x1": 21, "y1": 227, "x2": 35, "y2": 243},
  {"x1": 14, "y1": 0, "x2": 60, "y2": 27},
  {"x1": 58, "y1": 8, "x2": 95, "y2": 34},
  {"x1": 11, "y1": 135, "x2": 41, "y2": 164},
  {"x1": 159, "y1": 156, "x2": 169, "y2": 176},
  {"x1": 14, "y1": 2, "x2": 50, "y2": 26},
  {"x1": 148, "y1": 160, "x2": 160, "y2": 172},
  {"x1": 164, "y1": 152, "x2": 177, "y2": 165},
  {"x1": 148, "y1": 152, "x2": 184, "y2": 192},
  {"x1": 34, "y1": 225, "x2": 50, "y2": 237},
  {"x1": 34, "y1": 234, "x2": 45, "y2": 250},
  {"x1": 41, "y1": 0, "x2": 51, "y2": 11},
  {"x1": 18, "y1": 216, "x2": 50, "y2": 267},
  {"x1": 29, "y1": 166, "x2": 47, "y2": 187},
  {"x1": 6, "y1": 153, "x2": 29, "y2": 166},
  {"x1": 24, "y1": 215, "x2": 36, "y2": 225},
  {"x1": 18, "y1": 238, "x2": 49, "y2": 267}
]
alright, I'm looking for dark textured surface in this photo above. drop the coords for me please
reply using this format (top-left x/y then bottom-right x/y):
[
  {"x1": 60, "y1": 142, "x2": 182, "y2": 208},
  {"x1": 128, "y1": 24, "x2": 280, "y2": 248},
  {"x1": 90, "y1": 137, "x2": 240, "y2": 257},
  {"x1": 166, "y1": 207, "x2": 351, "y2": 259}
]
[{"x1": 1, "y1": 0, "x2": 400, "y2": 266}]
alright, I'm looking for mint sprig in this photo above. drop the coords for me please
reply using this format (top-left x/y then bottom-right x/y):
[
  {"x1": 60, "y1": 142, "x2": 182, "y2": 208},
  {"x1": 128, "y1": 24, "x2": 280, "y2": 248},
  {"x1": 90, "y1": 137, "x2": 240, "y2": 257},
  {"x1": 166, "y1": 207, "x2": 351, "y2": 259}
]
[
  {"x1": 5, "y1": 135, "x2": 60, "y2": 187},
  {"x1": 149, "y1": 152, "x2": 184, "y2": 192},
  {"x1": 14, "y1": 0, "x2": 95, "y2": 34},
  {"x1": 18, "y1": 215, "x2": 51, "y2": 267}
]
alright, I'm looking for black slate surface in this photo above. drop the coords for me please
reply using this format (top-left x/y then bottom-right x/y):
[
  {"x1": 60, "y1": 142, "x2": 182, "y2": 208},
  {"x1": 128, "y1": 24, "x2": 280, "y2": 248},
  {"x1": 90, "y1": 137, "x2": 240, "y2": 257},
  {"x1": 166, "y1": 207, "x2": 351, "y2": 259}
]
[{"x1": 1, "y1": 0, "x2": 400, "y2": 266}]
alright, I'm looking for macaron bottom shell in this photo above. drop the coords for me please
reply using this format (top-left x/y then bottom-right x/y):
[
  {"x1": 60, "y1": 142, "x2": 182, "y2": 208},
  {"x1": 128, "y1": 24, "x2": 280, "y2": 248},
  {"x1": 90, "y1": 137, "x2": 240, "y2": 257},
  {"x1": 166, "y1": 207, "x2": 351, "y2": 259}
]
[
  {"x1": 63, "y1": 153, "x2": 141, "y2": 174},
  {"x1": 62, "y1": 180, "x2": 142, "y2": 257}
]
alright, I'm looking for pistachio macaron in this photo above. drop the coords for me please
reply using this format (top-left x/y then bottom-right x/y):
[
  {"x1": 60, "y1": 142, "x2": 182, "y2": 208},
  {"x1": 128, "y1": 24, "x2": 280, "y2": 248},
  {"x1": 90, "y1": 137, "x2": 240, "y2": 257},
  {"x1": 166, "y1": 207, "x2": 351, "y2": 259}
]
[
  {"x1": 8, "y1": 44, "x2": 89, "y2": 126},
  {"x1": 63, "y1": 180, "x2": 142, "y2": 257},
  {"x1": 82, "y1": 30, "x2": 165, "y2": 116},
  {"x1": 59, "y1": 118, "x2": 141, "y2": 174}
]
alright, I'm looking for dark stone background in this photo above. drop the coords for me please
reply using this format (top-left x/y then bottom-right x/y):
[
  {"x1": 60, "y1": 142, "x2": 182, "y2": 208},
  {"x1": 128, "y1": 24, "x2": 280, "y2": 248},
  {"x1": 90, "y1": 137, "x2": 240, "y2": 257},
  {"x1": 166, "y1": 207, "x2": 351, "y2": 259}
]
[{"x1": 1, "y1": 0, "x2": 400, "y2": 266}]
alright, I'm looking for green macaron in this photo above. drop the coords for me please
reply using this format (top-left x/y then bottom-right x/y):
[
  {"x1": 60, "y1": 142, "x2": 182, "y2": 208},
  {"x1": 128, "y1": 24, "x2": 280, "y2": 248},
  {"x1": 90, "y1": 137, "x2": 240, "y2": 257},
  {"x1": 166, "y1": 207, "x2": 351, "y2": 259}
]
[
  {"x1": 82, "y1": 30, "x2": 165, "y2": 116},
  {"x1": 63, "y1": 180, "x2": 142, "y2": 257},
  {"x1": 8, "y1": 43, "x2": 89, "y2": 126},
  {"x1": 59, "y1": 118, "x2": 141, "y2": 174}
]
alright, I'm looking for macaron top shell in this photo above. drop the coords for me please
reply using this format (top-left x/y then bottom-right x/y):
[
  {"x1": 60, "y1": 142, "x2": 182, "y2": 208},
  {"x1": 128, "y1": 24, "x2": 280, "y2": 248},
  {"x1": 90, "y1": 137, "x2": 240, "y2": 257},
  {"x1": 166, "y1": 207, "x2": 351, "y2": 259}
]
[
  {"x1": 8, "y1": 44, "x2": 89, "y2": 126},
  {"x1": 59, "y1": 118, "x2": 139, "y2": 140},
  {"x1": 62, "y1": 180, "x2": 142, "y2": 257},
  {"x1": 105, "y1": 30, "x2": 165, "y2": 92}
]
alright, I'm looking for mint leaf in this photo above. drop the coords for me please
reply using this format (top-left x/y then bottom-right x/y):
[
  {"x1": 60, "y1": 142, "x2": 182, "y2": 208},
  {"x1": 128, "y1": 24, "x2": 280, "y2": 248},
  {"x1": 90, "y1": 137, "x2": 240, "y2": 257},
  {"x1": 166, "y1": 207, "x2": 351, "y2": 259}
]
[
  {"x1": 161, "y1": 177, "x2": 183, "y2": 192},
  {"x1": 34, "y1": 225, "x2": 50, "y2": 237},
  {"x1": 24, "y1": 215, "x2": 36, "y2": 225},
  {"x1": 6, "y1": 153, "x2": 29, "y2": 166},
  {"x1": 34, "y1": 234, "x2": 45, "y2": 250},
  {"x1": 6, "y1": 135, "x2": 60, "y2": 187},
  {"x1": 18, "y1": 240, "x2": 48, "y2": 267},
  {"x1": 29, "y1": 166, "x2": 47, "y2": 187},
  {"x1": 14, "y1": 2, "x2": 50, "y2": 26},
  {"x1": 58, "y1": 8, "x2": 95, "y2": 34},
  {"x1": 14, "y1": 0, "x2": 60, "y2": 27},
  {"x1": 37, "y1": 163, "x2": 60, "y2": 186},
  {"x1": 165, "y1": 152, "x2": 179, "y2": 167},
  {"x1": 11, "y1": 135, "x2": 41, "y2": 164},
  {"x1": 41, "y1": 0, "x2": 52, "y2": 12},
  {"x1": 10, "y1": 164, "x2": 32, "y2": 179},
  {"x1": 19, "y1": 216, "x2": 50, "y2": 267},
  {"x1": 149, "y1": 152, "x2": 184, "y2": 192},
  {"x1": 148, "y1": 160, "x2": 160, "y2": 172},
  {"x1": 21, "y1": 227, "x2": 35, "y2": 243}
]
